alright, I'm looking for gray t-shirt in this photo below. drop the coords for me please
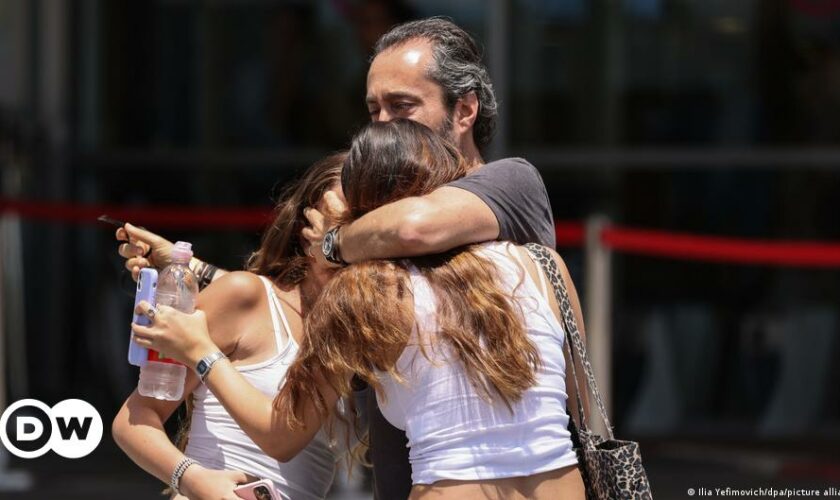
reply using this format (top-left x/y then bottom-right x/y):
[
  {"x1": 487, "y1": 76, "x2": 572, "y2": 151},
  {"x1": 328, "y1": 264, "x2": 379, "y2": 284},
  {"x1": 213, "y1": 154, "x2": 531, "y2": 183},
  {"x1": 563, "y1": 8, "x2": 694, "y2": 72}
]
[
  {"x1": 448, "y1": 157, "x2": 556, "y2": 247},
  {"x1": 369, "y1": 157, "x2": 556, "y2": 500}
]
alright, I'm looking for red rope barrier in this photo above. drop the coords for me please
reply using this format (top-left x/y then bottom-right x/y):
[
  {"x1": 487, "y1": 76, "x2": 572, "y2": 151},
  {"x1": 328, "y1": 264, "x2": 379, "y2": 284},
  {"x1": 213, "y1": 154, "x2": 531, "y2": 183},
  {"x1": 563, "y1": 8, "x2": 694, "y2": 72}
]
[
  {"x1": 4, "y1": 198, "x2": 840, "y2": 268},
  {"x1": 602, "y1": 226, "x2": 840, "y2": 268},
  {"x1": 0, "y1": 199, "x2": 272, "y2": 230},
  {"x1": 555, "y1": 221, "x2": 585, "y2": 246}
]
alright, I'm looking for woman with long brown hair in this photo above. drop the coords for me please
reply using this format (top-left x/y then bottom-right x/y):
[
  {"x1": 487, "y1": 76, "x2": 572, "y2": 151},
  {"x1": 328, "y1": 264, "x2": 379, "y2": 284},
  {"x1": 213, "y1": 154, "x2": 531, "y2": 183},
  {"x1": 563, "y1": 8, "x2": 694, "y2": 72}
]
[
  {"x1": 132, "y1": 119, "x2": 587, "y2": 500},
  {"x1": 112, "y1": 154, "x2": 346, "y2": 499}
]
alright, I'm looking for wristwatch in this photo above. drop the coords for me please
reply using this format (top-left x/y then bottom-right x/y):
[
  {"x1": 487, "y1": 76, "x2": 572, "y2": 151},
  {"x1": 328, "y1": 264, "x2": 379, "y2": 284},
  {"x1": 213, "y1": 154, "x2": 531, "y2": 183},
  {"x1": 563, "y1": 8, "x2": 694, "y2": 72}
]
[
  {"x1": 322, "y1": 226, "x2": 347, "y2": 266},
  {"x1": 195, "y1": 351, "x2": 226, "y2": 383}
]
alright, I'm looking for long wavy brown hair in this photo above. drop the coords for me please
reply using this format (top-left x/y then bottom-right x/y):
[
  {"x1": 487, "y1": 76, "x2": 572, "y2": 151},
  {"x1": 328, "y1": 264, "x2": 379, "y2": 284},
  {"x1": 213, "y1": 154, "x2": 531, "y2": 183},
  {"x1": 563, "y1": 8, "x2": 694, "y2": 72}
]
[
  {"x1": 246, "y1": 152, "x2": 347, "y2": 283},
  {"x1": 278, "y1": 119, "x2": 541, "y2": 433},
  {"x1": 166, "y1": 153, "x2": 345, "y2": 495}
]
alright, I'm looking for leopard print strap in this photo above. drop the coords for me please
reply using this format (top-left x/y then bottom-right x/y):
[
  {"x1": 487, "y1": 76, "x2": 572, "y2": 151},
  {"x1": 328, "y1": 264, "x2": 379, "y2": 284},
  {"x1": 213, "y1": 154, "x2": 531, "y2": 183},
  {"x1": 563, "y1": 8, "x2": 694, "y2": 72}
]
[
  {"x1": 524, "y1": 243, "x2": 590, "y2": 443},
  {"x1": 525, "y1": 243, "x2": 615, "y2": 442},
  {"x1": 523, "y1": 242, "x2": 588, "y2": 436}
]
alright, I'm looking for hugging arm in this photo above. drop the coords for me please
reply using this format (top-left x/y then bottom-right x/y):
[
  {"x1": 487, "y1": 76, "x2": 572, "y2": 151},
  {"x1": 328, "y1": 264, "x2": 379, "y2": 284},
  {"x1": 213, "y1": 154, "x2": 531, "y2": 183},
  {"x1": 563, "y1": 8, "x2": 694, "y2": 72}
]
[
  {"x1": 195, "y1": 273, "x2": 341, "y2": 461},
  {"x1": 338, "y1": 185, "x2": 499, "y2": 262},
  {"x1": 198, "y1": 263, "x2": 409, "y2": 462},
  {"x1": 197, "y1": 357, "x2": 339, "y2": 462},
  {"x1": 305, "y1": 158, "x2": 554, "y2": 264}
]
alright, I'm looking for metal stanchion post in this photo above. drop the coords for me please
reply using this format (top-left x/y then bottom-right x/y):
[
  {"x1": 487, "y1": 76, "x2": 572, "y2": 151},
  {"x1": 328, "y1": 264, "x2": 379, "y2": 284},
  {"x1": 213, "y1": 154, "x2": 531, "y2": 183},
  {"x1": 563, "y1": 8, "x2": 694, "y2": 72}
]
[
  {"x1": 0, "y1": 143, "x2": 32, "y2": 491},
  {"x1": 584, "y1": 215, "x2": 612, "y2": 437},
  {"x1": 0, "y1": 217, "x2": 33, "y2": 492}
]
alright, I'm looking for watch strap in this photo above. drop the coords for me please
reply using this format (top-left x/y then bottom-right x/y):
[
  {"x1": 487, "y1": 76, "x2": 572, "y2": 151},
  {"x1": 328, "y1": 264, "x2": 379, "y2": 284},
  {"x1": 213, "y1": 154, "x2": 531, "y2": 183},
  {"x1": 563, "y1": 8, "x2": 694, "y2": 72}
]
[
  {"x1": 323, "y1": 226, "x2": 347, "y2": 265},
  {"x1": 196, "y1": 351, "x2": 226, "y2": 383}
]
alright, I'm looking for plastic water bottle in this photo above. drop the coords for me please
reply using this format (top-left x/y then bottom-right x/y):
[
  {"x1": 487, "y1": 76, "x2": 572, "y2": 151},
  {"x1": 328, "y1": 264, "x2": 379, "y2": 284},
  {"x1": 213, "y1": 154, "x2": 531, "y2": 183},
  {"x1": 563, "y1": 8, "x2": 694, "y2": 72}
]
[{"x1": 137, "y1": 241, "x2": 198, "y2": 401}]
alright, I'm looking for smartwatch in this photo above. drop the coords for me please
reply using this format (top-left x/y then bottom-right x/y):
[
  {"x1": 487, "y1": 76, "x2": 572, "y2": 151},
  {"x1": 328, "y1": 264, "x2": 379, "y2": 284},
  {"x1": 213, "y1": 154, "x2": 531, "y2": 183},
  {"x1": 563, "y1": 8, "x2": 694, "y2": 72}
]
[{"x1": 322, "y1": 226, "x2": 347, "y2": 266}]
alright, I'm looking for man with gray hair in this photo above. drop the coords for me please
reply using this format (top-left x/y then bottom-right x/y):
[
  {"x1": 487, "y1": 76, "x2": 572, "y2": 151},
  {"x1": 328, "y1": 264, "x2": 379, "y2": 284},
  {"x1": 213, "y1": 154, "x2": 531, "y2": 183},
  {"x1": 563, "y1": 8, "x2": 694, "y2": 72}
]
[{"x1": 303, "y1": 18, "x2": 557, "y2": 499}]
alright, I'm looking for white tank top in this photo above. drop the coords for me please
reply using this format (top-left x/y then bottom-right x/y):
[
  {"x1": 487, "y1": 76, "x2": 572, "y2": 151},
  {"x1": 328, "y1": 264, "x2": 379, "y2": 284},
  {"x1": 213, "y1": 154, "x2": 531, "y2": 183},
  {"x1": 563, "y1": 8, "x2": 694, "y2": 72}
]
[
  {"x1": 185, "y1": 276, "x2": 336, "y2": 500},
  {"x1": 376, "y1": 242, "x2": 579, "y2": 485}
]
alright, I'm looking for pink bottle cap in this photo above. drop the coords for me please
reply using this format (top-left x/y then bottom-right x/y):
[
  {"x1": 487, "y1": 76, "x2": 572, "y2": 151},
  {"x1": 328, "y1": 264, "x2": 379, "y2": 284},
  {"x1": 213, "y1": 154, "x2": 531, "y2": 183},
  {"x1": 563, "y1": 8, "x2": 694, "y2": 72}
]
[{"x1": 171, "y1": 241, "x2": 193, "y2": 264}]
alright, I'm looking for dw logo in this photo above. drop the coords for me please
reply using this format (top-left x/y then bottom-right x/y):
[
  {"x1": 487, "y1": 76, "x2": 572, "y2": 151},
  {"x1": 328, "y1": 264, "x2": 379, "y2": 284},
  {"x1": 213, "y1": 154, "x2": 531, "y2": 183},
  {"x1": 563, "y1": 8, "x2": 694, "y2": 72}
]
[{"x1": 0, "y1": 399, "x2": 103, "y2": 459}]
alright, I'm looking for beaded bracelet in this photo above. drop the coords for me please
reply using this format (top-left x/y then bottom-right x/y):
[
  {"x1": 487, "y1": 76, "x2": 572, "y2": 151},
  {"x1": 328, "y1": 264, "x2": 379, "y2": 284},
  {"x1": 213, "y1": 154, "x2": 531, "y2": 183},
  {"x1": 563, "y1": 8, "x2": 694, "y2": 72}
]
[{"x1": 170, "y1": 457, "x2": 198, "y2": 495}]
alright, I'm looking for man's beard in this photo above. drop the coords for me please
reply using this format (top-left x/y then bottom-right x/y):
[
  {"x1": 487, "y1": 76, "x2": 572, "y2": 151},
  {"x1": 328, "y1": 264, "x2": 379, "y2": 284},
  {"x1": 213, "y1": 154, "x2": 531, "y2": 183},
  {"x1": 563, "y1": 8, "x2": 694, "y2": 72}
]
[{"x1": 436, "y1": 110, "x2": 455, "y2": 144}]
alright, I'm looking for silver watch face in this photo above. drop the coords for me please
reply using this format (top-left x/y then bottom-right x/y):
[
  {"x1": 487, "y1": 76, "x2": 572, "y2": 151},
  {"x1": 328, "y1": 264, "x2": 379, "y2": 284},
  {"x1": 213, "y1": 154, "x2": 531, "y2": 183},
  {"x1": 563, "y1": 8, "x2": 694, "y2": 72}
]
[{"x1": 322, "y1": 232, "x2": 334, "y2": 257}]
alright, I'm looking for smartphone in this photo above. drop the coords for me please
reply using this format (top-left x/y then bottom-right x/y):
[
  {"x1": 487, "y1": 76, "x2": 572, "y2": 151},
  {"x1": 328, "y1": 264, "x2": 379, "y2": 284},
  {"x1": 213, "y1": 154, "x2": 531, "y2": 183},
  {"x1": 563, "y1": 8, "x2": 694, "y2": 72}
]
[
  {"x1": 128, "y1": 268, "x2": 158, "y2": 367},
  {"x1": 234, "y1": 479, "x2": 279, "y2": 500}
]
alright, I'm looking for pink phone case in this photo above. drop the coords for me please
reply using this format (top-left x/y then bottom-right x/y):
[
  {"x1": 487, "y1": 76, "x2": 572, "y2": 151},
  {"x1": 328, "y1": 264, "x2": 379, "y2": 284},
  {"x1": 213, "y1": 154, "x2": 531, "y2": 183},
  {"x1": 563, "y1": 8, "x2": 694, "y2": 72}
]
[{"x1": 234, "y1": 479, "x2": 279, "y2": 500}]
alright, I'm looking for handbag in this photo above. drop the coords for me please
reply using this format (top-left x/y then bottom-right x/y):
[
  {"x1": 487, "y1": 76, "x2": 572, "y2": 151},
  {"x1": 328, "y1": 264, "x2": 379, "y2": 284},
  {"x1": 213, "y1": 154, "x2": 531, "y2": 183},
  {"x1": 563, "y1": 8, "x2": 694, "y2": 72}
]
[{"x1": 525, "y1": 243, "x2": 654, "y2": 500}]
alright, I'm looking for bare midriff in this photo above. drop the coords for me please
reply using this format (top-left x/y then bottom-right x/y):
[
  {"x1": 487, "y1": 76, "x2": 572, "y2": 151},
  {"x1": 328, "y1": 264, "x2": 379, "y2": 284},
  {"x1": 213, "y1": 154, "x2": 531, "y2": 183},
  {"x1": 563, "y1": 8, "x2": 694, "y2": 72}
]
[{"x1": 408, "y1": 463, "x2": 586, "y2": 500}]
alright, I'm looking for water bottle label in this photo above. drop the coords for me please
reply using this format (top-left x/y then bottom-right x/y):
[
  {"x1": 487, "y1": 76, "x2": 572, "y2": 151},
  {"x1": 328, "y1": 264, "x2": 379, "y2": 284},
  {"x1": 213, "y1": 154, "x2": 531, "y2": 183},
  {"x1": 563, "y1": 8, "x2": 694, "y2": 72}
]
[{"x1": 147, "y1": 350, "x2": 182, "y2": 365}]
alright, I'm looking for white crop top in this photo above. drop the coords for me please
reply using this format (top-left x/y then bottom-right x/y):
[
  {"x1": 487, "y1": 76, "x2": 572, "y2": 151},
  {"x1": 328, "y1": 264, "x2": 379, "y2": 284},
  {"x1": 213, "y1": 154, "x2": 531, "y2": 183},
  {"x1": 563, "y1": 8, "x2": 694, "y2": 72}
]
[
  {"x1": 185, "y1": 276, "x2": 336, "y2": 500},
  {"x1": 376, "y1": 242, "x2": 578, "y2": 485}
]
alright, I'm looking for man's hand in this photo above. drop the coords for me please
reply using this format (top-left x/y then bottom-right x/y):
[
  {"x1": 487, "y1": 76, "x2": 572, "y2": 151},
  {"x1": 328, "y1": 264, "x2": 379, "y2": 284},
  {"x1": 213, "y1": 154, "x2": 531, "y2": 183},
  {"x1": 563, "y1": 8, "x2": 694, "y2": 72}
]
[
  {"x1": 301, "y1": 189, "x2": 348, "y2": 274},
  {"x1": 116, "y1": 223, "x2": 174, "y2": 281}
]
